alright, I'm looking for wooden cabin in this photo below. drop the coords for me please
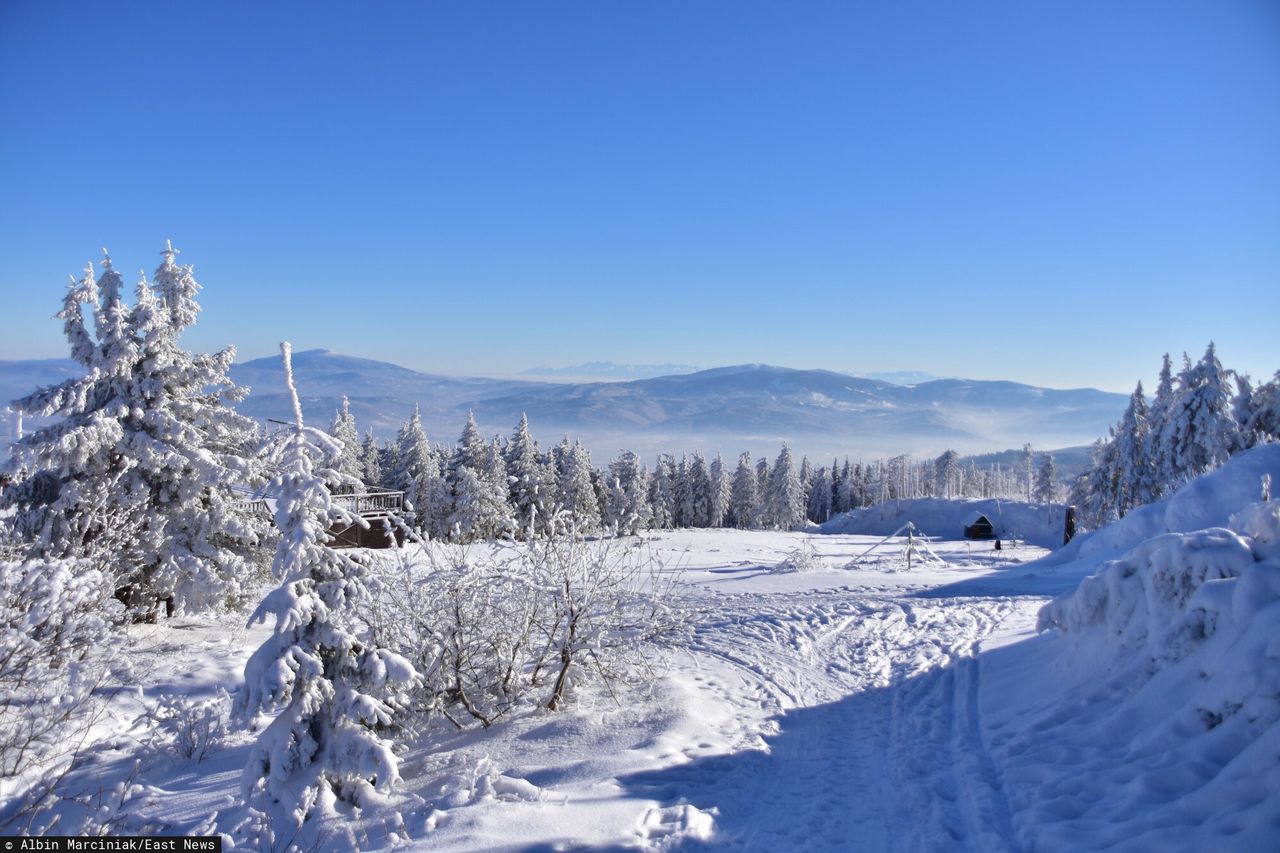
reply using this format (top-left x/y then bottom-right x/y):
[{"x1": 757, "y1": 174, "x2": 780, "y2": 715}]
[
  {"x1": 962, "y1": 510, "x2": 996, "y2": 540},
  {"x1": 327, "y1": 489, "x2": 406, "y2": 549},
  {"x1": 233, "y1": 484, "x2": 407, "y2": 549}
]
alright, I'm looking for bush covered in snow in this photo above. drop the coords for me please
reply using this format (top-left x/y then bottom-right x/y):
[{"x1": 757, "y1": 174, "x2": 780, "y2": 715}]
[
  {"x1": 367, "y1": 532, "x2": 687, "y2": 728},
  {"x1": 0, "y1": 557, "x2": 121, "y2": 794}
]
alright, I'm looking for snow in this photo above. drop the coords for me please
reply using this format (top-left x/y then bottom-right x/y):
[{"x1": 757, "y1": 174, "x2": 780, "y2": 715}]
[
  {"x1": 8, "y1": 449, "x2": 1280, "y2": 849},
  {"x1": 820, "y1": 495, "x2": 1068, "y2": 548}
]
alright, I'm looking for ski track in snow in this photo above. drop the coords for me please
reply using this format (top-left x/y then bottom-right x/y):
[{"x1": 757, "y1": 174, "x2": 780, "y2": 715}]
[
  {"x1": 15, "y1": 532, "x2": 1056, "y2": 851},
  {"x1": 632, "y1": 583, "x2": 1034, "y2": 851}
]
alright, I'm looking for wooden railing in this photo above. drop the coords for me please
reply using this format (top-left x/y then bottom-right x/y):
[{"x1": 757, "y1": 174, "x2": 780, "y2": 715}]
[
  {"x1": 231, "y1": 485, "x2": 404, "y2": 518},
  {"x1": 330, "y1": 489, "x2": 404, "y2": 516}
]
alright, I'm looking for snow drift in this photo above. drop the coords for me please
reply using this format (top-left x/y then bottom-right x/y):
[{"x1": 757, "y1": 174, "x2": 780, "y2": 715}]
[
  {"x1": 819, "y1": 496, "x2": 1067, "y2": 548},
  {"x1": 980, "y1": 447, "x2": 1280, "y2": 851}
]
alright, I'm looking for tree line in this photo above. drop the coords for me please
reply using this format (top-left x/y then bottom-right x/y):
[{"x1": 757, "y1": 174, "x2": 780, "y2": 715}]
[
  {"x1": 1068, "y1": 344, "x2": 1279, "y2": 529},
  {"x1": 336, "y1": 403, "x2": 1062, "y2": 543}
]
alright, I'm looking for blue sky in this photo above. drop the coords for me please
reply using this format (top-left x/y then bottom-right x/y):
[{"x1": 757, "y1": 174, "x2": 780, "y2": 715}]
[{"x1": 1, "y1": 1, "x2": 1277, "y2": 392}]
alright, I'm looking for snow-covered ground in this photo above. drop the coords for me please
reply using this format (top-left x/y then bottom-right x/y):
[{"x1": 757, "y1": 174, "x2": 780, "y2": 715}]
[{"x1": 9, "y1": 448, "x2": 1280, "y2": 851}]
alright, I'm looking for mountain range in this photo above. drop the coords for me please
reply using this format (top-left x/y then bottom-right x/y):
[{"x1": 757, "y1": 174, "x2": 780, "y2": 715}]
[{"x1": 1, "y1": 350, "x2": 1125, "y2": 462}]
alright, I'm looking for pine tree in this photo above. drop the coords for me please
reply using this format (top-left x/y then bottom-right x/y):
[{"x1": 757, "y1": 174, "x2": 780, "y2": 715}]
[
  {"x1": 1112, "y1": 382, "x2": 1152, "y2": 513},
  {"x1": 755, "y1": 457, "x2": 771, "y2": 510},
  {"x1": 1032, "y1": 453, "x2": 1057, "y2": 504},
  {"x1": 1165, "y1": 343, "x2": 1239, "y2": 483},
  {"x1": 729, "y1": 452, "x2": 758, "y2": 528},
  {"x1": 765, "y1": 445, "x2": 804, "y2": 529},
  {"x1": 446, "y1": 413, "x2": 512, "y2": 540},
  {"x1": 708, "y1": 453, "x2": 730, "y2": 528},
  {"x1": 236, "y1": 343, "x2": 414, "y2": 832},
  {"x1": 2, "y1": 247, "x2": 264, "y2": 614},
  {"x1": 328, "y1": 397, "x2": 362, "y2": 492},
  {"x1": 556, "y1": 440, "x2": 601, "y2": 533},
  {"x1": 807, "y1": 466, "x2": 833, "y2": 522},
  {"x1": 934, "y1": 450, "x2": 960, "y2": 499},
  {"x1": 393, "y1": 406, "x2": 443, "y2": 534},
  {"x1": 684, "y1": 452, "x2": 713, "y2": 527},
  {"x1": 1147, "y1": 353, "x2": 1177, "y2": 497},
  {"x1": 603, "y1": 450, "x2": 652, "y2": 535},
  {"x1": 505, "y1": 414, "x2": 551, "y2": 539},
  {"x1": 648, "y1": 454, "x2": 677, "y2": 530},
  {"x1": 359, "y1": 428, "x2": 382, "y2": 487},
  {"x1": 1021, "y1": 444, "x2": 1034, "y2": 503},
  {"x1": 1238, "y1": 371, "x2": 1280, "y2": 448},
  {"x1": 830, "y1": 457, "x2": 843, "y2": 514}
]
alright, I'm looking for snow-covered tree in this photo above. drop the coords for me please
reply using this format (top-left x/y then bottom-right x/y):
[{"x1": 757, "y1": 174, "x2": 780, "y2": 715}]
[
  {"x1": 934, "y1": 450, "x2": 961, "y2": 499},
  {"x1": 679, "y1": 452, "x2": 713, "y2": 528},
  {"x1": 1032, "y1": 453, "x2": 1058, "y2": 504},
  {"x1": 360, "y1": 428, "x2": 382, "y2": 487},
  {"x1": 328, "y1": 397, "x2": 362, "y2": 491},
  {"x1": 648, "y1": 454, "x2": 677, "y2": 530},
  {"x1": 555, "y1": 440, "x2": 601, "y2": 533},
  {"x1": 807, "y1": 465, "x2": 833, "y2": 522},
  {"x1": 1165, "y1": 343, "x2": 1239, "y2": 483},
  {"x1": 765, "y1": 445, "x2": 805, "y2": 529},
  {"x1": 1078, "y1": 436, "x2": 1119, "y2": 529},
  {"x1": 393, "y1": 406, "x2": 443, "y2": 534},
  {"x1": 708, "y1": 453, "x2": 730, "y2": 528},
  {"x1": 2, "y1": 247, "x2": 264, "y2": 614},
  {"x1": 447, "y1": 412, "x2": 513, "y2": 540},
  {"x1": 729, "y1": 452, "x2": 758, "y2": 528},
  {"x1": 755, "y1": 456, "x2": 771, "y2": 509},
  {"x1": 505, "y1": 414, "x2": 554, "y2": 539},
  {"x1": 1021, "y1": 444, "x2": 1034, "y2": 503},
  {"x1": 1238, "y1": 371, "x2": 1280, "y2": 448},
  {"x1": 235, "y1": 343, "x2": 415, "y2": 834},
  {"x1": 1112, "y1": 382, "x2": 1152, "y2": 514},
  {"x1": 603, "y1": 450, "x2": 652, "y2": 536},
  {"x1": 1146, "y1": 353, "x2": 1177, "y2": 497}
]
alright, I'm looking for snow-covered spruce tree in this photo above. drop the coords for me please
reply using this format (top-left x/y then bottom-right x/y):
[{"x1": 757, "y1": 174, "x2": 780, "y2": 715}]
[
  {"x1": 235, "y1": 343, "x2": 415, "y2": 831},
  {"x1": 1165, "y1": 343, "x2": 1240, "y2": 484},
  {"x1": 603, "y1": 450, "x2": 652, "y2": 536},
  {"x1": 648, "y1": 454, "x2": 677, "y2": 530},
  {"x1": 556, "y1": 440, "x2": 601, "y2": 534},
  {"x1": 684, "y1": 452, "x2": 713, "y2": 528},
  {"x1": 1112, "y1": 382, "x2": 1152, "y2": 514},
  {"x1": 505, "y1": 414, "x2": 553, "y2": 539},
  {"x1": 1079, "y1": 435, "x2": 1119, "y2": 529},
  {"x1": 806, "y1": 465, "x2": 832, "y2": 523},
  {"x1": 392, "y1": 406, "x2": 447, "y2": 537},
  {"x1": 1032, "y1": 453, "x2": 1057, "y2": 504},
  {"x1": 708, "y1": 453, "x2": 730, "y2": 528},
  {"x1": 359, "y1": 428, "x2": 382, "y2": 488},
  {"x1": 1146, "y1": 353, "x2": 1177, "y2": 498},
  {"x1": 729, "y1": 452, "x2": 758, "y2": 528},
  {"x1": 755, "y1": 456, "x2": 771, "y2": 511},
  {"x1": 328, "y1": 397, "x2": 362, "y2": 492},
  {"x1": 934, "y1": 450, "x2": 960, "y2": 499},
  {"x1": 446, "y1": 412, "x2": 513, "y2": 541},
  {"x1": 765, "y1": 445, "x2": 805, "y2": 529},
  {"x1": 2, "y1": 248, "x2": 264, "y2": 615},
  {"x1": 1237, "y1": 371, "x2": 1280, "y2": 448}
]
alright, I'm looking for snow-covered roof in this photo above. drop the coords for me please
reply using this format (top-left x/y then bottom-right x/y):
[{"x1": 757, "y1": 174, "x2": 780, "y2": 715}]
[{"x1": 962, "y1": 510, "x2": 992, "y2": 526}]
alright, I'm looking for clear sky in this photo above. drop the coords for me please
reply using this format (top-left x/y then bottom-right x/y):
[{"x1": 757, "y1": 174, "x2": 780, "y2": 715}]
[{"x1": 1, "y1": 1, "x2": 1277, "y2": 392}]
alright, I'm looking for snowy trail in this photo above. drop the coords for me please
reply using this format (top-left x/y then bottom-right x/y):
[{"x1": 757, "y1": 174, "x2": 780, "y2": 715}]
[{"x1": 623, "y1": 584, "x2": 1034, "y2": 850}]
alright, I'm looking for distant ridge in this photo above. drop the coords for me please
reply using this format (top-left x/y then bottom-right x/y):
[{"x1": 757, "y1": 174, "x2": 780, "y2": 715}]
[
  {"x1": 0, "y1": 351, "x2": 1127, "y2": 461},
  {"x1": 521, "y1": 361, "x2": 702, "y2": 380}
]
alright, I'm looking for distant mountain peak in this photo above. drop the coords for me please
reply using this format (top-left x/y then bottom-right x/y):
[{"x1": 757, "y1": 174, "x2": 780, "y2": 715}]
[{"x1": 521, "y1": 361, "x2": 702, "y2": 380}]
